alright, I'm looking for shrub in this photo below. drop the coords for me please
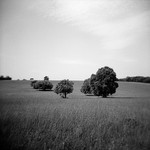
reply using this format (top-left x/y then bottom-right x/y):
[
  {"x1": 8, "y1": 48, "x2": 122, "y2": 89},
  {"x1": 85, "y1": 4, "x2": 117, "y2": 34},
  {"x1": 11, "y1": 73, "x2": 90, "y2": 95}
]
[
  {"x1": 37, "y1": 81, "x2": 53, "y2": 91},
  {"x1": 54, "y1": 79, "x2": 74, "y2": 98},
  {"x1": 44, "y1": 76, "x2": 49, "y2": 81},
  {"x1": 0, "y1": 75, "x2": 12, "y2": 80}
]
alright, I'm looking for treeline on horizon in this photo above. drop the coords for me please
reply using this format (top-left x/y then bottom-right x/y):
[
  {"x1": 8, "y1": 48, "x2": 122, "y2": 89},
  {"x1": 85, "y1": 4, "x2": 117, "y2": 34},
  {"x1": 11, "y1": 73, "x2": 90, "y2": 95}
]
[
  {"x1": 0, "y1": 75, "x2": 150, "y2": 83},
  {"x1": 0, "y1": 75, "x2": 12, "y2": 80},
  {"x1": 118, "y1": 76, "x2": 150, "y2": 83}
]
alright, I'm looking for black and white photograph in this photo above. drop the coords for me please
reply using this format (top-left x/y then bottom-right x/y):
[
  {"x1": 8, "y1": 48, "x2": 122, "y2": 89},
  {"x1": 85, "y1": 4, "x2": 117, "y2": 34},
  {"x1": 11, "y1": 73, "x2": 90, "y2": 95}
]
[{"x1": 0, "y1": 0, "x2": 150, "y2": 149}]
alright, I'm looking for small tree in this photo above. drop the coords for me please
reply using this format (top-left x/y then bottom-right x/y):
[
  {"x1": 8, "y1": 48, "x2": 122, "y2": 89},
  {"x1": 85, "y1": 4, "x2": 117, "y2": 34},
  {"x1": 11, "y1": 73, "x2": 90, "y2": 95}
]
[
  {"x1": 90, "y1": 66, "x2": 119, "y2": 98},
  {"x1": 54, "y1": 79, "x2": 74, "y2": 98},
  {"x1": 44, "y1": 76, "x2": 49, "y2": 81},
  {"x1": 80, "y1": 78, "x2": 92, "y2": 94},
  {"x1": 37, "y1": 81, "x2": 53, "y2": 91},
  {"x1": 0, "y1": 75, "x2": 12, "y2": 80}
]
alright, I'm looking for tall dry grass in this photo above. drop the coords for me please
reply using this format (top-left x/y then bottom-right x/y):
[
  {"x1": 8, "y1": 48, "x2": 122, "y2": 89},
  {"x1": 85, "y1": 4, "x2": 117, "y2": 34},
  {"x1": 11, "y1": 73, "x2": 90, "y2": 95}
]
[{"x1": 0, "y1": 81, "x2": 150, "y2": 149}]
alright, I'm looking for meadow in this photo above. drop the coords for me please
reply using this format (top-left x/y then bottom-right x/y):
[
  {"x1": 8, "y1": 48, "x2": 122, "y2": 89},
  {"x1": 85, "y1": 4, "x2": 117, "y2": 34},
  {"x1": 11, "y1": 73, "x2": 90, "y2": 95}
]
[{"x1": 0, "y1": 80, "x2": 150, "y2": 150}]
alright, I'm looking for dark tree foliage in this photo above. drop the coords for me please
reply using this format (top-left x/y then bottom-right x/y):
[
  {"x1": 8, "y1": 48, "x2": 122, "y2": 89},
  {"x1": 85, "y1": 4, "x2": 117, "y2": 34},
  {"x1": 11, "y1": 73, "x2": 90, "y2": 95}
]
[
  {"x1": 143, "y1": 77, "x2": 150, "y2": 83},
  {"x1": 31, "y1": 80, "x2": 37, "y2": 87},
  {"x1": 0, "y1": 76, "x2": 12, "y2": 80},
  {"x1": 37, "y1": 81, "x2": 53, "y2": 91},
  {"x1": 80, "y1": 78, "x2": 92, "y2": 94},
  {"x1": 54, "y1": 79, "x2": 74, "y2": 98},
  {"x1": 33, "y1": 82, "x2": 39, "y2": 89},
  {"x1": 89, "y1": 74, "x2": 97, "y2": 95},
  {"x1": 119, "y1": 76, "x2": 150, "y2": 83},
  {"x1": 90, "y1": 66, "x2": 118, "y2": 98},
  {"x1": 44, "y1": 76, "x2": 49, "y2": 81}
]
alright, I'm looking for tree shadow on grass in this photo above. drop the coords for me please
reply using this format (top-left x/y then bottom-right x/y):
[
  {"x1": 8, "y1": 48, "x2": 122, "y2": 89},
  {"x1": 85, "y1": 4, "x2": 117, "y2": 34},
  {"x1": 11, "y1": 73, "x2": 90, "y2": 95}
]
[
  {"x1": 85, "y1": 94, "x2": 95, "y2": 96},
  {"x1": 85, "y1": 94, "x2": 144, "y2": 99},
  {"x1": 37, "y1": 89, "x2": 54, "y2": 92},
  {"x1": 108, "y1": 96, "x2": 150, "y2": 99},
  {"x1": 108, "y1": 96, "x2": 138, "y2": 99}
]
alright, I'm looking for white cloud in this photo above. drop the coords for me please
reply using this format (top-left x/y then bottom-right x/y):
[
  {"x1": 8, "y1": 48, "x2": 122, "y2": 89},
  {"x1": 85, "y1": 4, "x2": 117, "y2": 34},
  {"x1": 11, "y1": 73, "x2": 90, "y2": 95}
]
[{"x1": 31, "y1": 0, "x2": 150, "y2": 50}]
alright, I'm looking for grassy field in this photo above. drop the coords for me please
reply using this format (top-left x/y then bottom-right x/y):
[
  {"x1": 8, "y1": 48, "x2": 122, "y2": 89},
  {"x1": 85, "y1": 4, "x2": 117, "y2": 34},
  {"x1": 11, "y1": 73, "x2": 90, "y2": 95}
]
[{"x1": 0, "y1": 80, "x2": 150, "y2": 150}]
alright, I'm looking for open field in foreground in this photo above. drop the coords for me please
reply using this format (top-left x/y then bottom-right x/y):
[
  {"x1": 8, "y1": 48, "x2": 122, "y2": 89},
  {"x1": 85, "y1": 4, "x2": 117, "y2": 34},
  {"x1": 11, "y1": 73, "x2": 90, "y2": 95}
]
[{"x1": 0, "y1": 81, "x2": 150, "y2": 150}]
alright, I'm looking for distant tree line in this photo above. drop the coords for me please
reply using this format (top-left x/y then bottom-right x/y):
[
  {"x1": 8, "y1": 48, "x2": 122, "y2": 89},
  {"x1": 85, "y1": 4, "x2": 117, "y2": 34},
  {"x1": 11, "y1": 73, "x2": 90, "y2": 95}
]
[
  {"x1": 0, "y1": 75, "x2": 12, "y2": 80},
  {"x1": 118, "y1": 76, "x2": 150, "y2": 83}
]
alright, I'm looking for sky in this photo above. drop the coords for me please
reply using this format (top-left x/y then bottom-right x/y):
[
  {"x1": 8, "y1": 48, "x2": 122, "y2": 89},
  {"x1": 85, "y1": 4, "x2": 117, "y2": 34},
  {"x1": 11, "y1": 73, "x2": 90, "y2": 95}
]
[{"x1": 0, "y1": 0, "x2": 150, "y2": 80}]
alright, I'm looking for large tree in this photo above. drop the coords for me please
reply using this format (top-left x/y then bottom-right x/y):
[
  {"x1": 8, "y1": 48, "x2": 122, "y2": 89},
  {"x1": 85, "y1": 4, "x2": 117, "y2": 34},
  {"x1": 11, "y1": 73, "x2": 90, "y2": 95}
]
[
  {"x1": 90, "y1": 66, "x2": 118, "y2": 97},
  {"x1": 54, "y1": 79, "x2": 74, "y2": 98}
]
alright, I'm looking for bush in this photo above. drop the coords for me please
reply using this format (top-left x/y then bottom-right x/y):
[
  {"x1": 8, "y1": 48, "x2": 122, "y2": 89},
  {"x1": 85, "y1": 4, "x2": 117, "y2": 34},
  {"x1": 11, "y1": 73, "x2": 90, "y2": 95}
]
[
  {"x1": 44, "y1": 76, "x2": 49, "y2": 81},
  {"x1": 36, "y1": 81, "x2": 53, "y2": 91},
  {"x1": 54, "y1": 79, "x2": 74, "y2": 98},
  {"x1": 0, "y1": 75, "x2": 12, "y2": 80}
]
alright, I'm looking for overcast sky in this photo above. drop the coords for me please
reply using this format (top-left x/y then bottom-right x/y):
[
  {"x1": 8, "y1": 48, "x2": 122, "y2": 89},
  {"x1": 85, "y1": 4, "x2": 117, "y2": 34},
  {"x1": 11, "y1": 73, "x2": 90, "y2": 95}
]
[{"x1": 0, "y1": 0, "x2": 150, "y2": 80}]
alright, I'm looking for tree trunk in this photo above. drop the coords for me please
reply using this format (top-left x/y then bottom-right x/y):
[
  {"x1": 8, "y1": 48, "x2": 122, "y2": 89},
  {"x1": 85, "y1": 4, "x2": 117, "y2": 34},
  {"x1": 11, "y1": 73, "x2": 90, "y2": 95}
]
[{"x1": 64, "y1": 92, "x2": 67, "y2": 98}]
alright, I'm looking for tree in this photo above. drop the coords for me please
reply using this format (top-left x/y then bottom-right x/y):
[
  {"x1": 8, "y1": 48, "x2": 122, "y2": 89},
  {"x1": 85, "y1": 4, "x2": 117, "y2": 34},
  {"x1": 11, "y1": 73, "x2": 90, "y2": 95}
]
[
  {"x1": 80, "y1": 78, "x2": 92, "y2": 94},
  {"x1": 5, "y1": 76, "x2": 12, "y2": 80},
  {"x1": 31, "y1": 80, "x2": 37, "y2": 87},
  {"x1": 126, "y1": 76, "x2": 131, "y2": 82},
  {"x1": 90, "y1": 66, "x2": 119, "y2": 98},
  {"x1": 44, "y1": 76, "x2": 49, "y2": 81},
  {"x1": 37, "y1": 81, "x2": 53, "y2": 91},
  {"x1": 0, "y1": 76, "x2": 4, "y2": 80},
  {"x1": 143, "y1": 77, "x2": 150, "y2": 83},
  {"x1": 0, "y1": 75, "x2": 12, "y2": 80},
  {"x1": 54, "y1": 79, "x2": 74, "y2": 98}
]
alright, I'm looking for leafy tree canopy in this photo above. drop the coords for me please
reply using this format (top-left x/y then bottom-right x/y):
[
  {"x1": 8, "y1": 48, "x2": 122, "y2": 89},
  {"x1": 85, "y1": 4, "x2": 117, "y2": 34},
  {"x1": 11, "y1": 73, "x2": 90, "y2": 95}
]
[
  {"x1": 32, "y1": 80, "x2": 53, "y2": 91},
  {"x1": 80, "y1": 78, "x2": 92, "y2": 94},
  {"x1": 37, "y1": 81, "x2": 53, "y2": 91},
  {"x1": 44, "y1": 76, "x2": 49, "y2": 81},
  {"x1": 54, "y1": 79, "x2": 74, "y2": 98},
  {"x1": 90, "y1": 66, "x2": 118, "y2": 97},
  {"x1": 81, "y1": 66, "x2": 119, "y2": 98}
]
